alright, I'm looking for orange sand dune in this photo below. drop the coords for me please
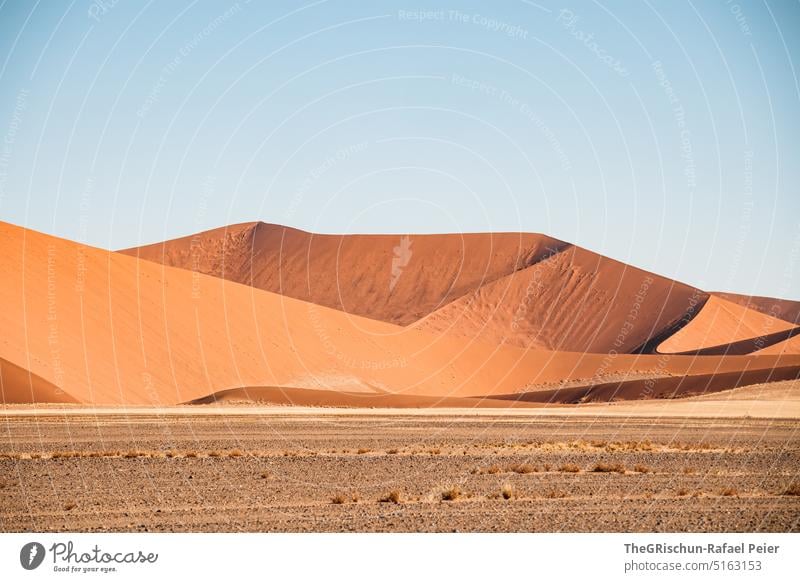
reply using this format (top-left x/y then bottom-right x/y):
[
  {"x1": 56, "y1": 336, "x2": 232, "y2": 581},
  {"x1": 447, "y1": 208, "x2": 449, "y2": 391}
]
[
  {"x1": 714, "y1": 292, "x2": 800, "y2": 325},
  {"x1": 755, "y1": 334, "x2": 800, "y2": 356},
  {"x1": 124, "y1": 223, "x2": 708, "y2": 354},
  {"x1": 415, "y1": 245, "x2": 705, "y2": 353},
  {"x1": 658, "y1": 295, "x2": 796, "y2": 355},
  {"x1": 121, "y1": 222, "x2": 567, "y2": 326},
  {"x1": 3, "y1": 221, "x2": 799, "y2": 406}
]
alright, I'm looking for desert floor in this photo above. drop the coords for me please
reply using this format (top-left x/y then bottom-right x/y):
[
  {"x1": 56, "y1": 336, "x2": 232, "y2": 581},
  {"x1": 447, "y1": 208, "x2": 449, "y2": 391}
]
[{"x1": 2, "y1": 400, "x2": 799, "y2": 532}]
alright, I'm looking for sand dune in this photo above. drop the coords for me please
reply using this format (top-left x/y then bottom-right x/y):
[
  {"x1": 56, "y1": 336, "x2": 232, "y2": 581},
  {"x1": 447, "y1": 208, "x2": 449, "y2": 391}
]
[
  {"x1": 414, "y1": 245, "x2": 705, "y2": 353},
  {"x1": 658, "y1": 295, "x2": 797, "y2": 354},
  {"x1": 2, "y1": 220, "x2": 799, "y2": 406},
  {"x1": 121, "y1": 222, "x2": 567, "y2": 325},
  {"x1": 124, "y1": 223, "x2": 709, "y2": 355},
  {"x1": 0, "y1": 357, "x2": 78, "y2": 404},
  {"x1": 714, "y1": 292, "x2": 800, "y2": 325}
]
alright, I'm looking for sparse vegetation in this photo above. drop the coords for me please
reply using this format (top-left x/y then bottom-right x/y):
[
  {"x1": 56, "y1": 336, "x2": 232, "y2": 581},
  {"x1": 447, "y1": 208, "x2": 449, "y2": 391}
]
[
  {"x1": 782, "y1": 483, "x2": 800, "y2": 496},
  {"x1": 379, "y1": 490, "x2": 402, "y2": 504},
  {"x1": 501, "y1": 483, "x2": 515, "y2": 500},
  {"x1": 64, "y1": 502, "x2": 77, "y2": 511},
  {"x1": 357, "y1": 448, "x2": 371, "y2": 455},
  {"x1": 544, "y1": 489, "x2": 568, "y2": 499},
  {"x1": 633, "y1": 464, "x2": 651, "y2": 473},
  {"x1": 559, "y1": 463, "x2": 580, "y2": 473},
  {"x1": 228, "y1": 449, "x2": 243, "y2": 457},
  {"x1": 331, "y1": 493, "x2": 348, "y2": 504},
  {"x1": 441, "y1": 486, "x2": 462, "y2": 501},
  {"x1": 387, "y1": 449, "x2": 399, "y2": 455},
  {"x1": 509, "y1": 463, "x2": 536, "y2": 474},
  {"x1": 719, "y1": 487, "x2": 738, "y2": 497},
  {"x1": 592, "y1": 462, "x2": 625, "y2": 474}
]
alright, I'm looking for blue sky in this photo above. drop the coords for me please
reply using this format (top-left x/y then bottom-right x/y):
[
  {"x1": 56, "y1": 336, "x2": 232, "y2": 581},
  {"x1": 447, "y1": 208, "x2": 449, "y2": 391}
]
[{"x1": 0, "y1": 0, "x2": 798, "y2": 298}]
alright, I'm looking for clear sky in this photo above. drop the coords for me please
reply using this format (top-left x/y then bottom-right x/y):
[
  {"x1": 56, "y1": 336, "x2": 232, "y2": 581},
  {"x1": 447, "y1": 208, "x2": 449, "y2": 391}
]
[{"x1": 0, "y1": 0, "x2": 798, "y2": 299}]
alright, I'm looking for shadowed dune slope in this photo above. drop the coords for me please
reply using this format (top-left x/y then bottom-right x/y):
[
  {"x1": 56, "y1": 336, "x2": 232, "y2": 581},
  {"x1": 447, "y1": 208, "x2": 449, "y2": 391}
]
[
  {"x1": 120, "y1": 222, "x2": 568, "y2": 326},
  {"x1": 658, "y1": 295, "x2": 797, "y2": 355},
  {"x1": 0, "y1": 358, "x2": 78, "y2": 404},
  {"x1": 414, "y1": 245, "x2": 706, "y2": 353}
]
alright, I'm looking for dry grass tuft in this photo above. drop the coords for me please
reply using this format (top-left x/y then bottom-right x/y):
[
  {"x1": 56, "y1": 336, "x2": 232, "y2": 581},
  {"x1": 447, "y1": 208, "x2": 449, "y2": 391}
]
[
  {"x1": 64, "y1": 502, "x2": 77, "y2": 511},
  {"x1": 782, "y1": 483, "x2": 800, "y2": 496},
  {"x1": 633, "y1": 464, "x2": 651, "y2": 473},
  {"x1": 719, "y1": 487, "x2": 738, "y2": 497},
  {"x1": 501, "y1": 483, "x2": 516, "y2": 500},
  {"x1": 228, "y1": 449, "x2": 243, "y2": 458},
  {"x1": 331, "y1": 493, "x2": 348, "y2": 504},
  {"x1": 387, "y1": 449, "x2": 399, "y2": 455},
  {"x1": 592, "y1": 462, "x2": 625, "y2": 474},
  {"x1": 544, "y1": 489, "x2": 569, "y2": 499},
  {"x1": 508, "y1": 463, "x2": 536, "y2": 474},
  {"x1": 559, "y1": 463, "x2": 580, "y2": 473},
  {"x1": 185, "y1": 451, "x2": 198, "y2": 458},
  {"x1": 379, "y1": 490, "x2": 402, "y2": 504},
  {"x1": 441, "y1": 486, "x2": 462, "y2": 501},
  {"x1": 357, "y1": 448, "x2": 371, "y2": 455}
]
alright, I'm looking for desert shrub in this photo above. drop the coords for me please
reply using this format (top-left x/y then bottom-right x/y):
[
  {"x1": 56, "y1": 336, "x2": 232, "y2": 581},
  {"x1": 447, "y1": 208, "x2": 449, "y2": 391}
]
[
  {"x1": 559, "y1": 463, "x2": 580, "y2": 473},
  {"x1": 441, "y1": 486, "x2": 461, "y2": 501},
  {"x1": 593, "y1": 462, "x2": 625, "y2": 474},
  {"x1": 633, "y1": 464, "x2": 651, "y2": 473},
  {"x1": 501, "y1": 483, "x2": 515, "y2": 500},
  {"x1": 379, "y1": 490, "x2": 402, "y2": 504},
  {"x1": 509, "y1": 463, "x2": 536, "y2": 474},
  {"x1": 331, "y1": 493, "x2": 348, "y2": 504},
  {"x1": 783, "y1": 483, "x2": 800, "y2": 496}
]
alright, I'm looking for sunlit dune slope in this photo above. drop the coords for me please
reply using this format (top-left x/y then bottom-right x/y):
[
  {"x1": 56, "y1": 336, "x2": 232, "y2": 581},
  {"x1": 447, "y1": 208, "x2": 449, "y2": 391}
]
[{"x1": 658, "y1": 295, "x2": 797, "y2": 355}]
